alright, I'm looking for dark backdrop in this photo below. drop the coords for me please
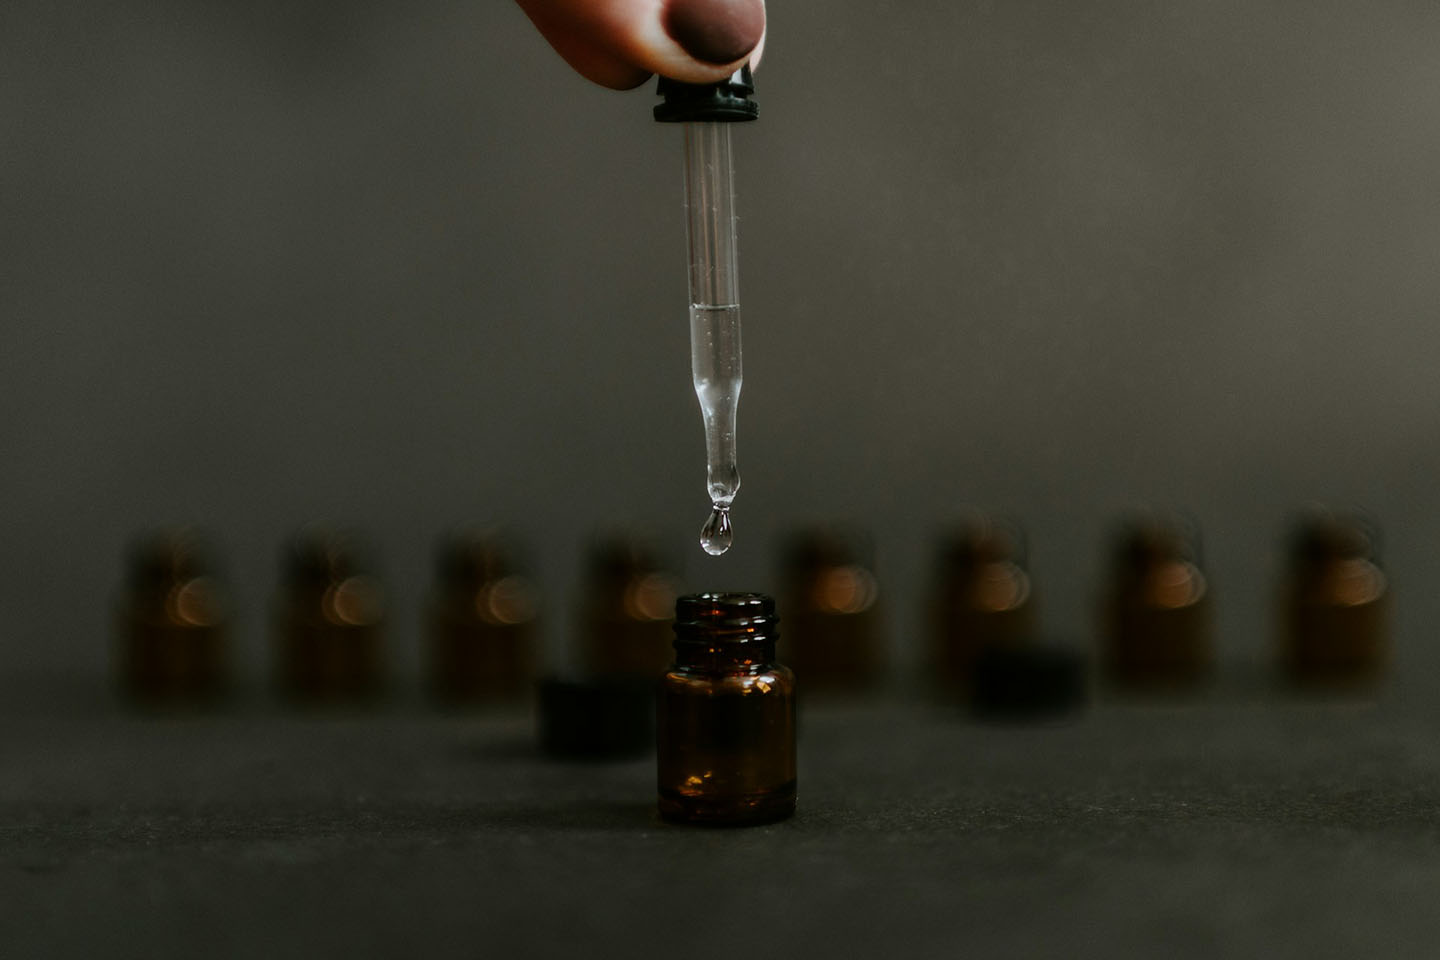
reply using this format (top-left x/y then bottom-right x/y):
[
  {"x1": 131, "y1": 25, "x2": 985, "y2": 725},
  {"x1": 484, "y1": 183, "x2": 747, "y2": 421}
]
[{"x1": 4, "y1": 0, "x2": 1438, "y2": 684}]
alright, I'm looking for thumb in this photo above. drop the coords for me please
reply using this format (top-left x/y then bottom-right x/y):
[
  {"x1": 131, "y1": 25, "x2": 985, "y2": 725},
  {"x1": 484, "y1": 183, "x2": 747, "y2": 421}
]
[{"x1": 515, "y1": 0, "x2": 765, "y2": 91}]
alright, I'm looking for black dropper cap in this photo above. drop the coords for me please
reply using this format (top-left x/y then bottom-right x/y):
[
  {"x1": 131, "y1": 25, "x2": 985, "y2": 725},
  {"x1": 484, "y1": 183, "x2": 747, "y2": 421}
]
[
  {"x1": 537, "y1": 676, "x2": 654, "y2": 761},
  {"x1": 971, "y1": 644, "x2": 1088, "y2": 722},
  {"x1": 654, "y1": 65, "x2": 758, "y2": 123}
]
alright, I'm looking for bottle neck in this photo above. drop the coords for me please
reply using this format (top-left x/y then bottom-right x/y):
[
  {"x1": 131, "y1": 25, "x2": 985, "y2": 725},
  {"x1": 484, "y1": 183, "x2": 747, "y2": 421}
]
[
  {"x1": 673, "y1": 635, "x2": 776, "y2": 671},
  {"x1": 671, "y1": 592, "x2": 779, "y2": 671}
]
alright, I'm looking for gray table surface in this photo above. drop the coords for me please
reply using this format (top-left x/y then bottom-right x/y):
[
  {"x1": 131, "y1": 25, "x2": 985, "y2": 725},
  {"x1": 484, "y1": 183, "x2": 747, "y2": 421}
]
[{"x1": 4, "y1": 680, "x2": 1440, "y2": 959}]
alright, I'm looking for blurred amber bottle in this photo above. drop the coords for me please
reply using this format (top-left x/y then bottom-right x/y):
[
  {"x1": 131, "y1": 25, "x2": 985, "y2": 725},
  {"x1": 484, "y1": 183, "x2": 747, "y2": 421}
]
[
  {"x1": 426, "y1": 532, "x2": 539, "y2": 704},
  {"x1": 1102, "y1": 515, "x2": 1212, "y2": 692},
  {"x1": 1280, "y1": 510, "x2": 1389, "y2": 691},
  {"x1": 275, "y1": 529, "x2": 385, "y2": 704},
  {"x1": 578, "y1": 537, "x2": 678, "y2": 679},
  {"x1": 116, "y1": 529, "x2": 228, "y2": 706},
  {"x1": 930, "y1": 516, "x2": 1035, "y2": 698},
  {"x1": 781, "y1": 528, "x2": 884, "y2": 694}
]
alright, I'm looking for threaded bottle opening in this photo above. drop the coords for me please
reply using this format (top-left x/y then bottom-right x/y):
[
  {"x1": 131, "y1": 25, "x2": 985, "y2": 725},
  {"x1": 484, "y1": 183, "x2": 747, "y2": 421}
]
[{"x1": 674, "y1": 592, "x2": 777, "y2": 641}]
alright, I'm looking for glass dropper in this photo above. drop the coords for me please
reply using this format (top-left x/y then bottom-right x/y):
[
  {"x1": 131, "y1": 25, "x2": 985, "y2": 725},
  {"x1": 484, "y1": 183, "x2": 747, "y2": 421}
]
[{"x1": 655, "y1": 67, "x2": 758, "y2": 557}]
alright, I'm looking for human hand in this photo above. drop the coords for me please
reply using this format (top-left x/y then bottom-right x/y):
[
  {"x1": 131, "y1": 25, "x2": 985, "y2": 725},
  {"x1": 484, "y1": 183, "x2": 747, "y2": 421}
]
[{"x1": 515, "y1": 0, "x2": 765, "y2": 90}]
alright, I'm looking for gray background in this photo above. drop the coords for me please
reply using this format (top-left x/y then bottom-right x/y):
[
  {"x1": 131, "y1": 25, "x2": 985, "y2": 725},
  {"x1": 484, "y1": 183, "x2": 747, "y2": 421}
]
[{"x1": 3, "y1": 0, "x2": 1438, "y2": 683}]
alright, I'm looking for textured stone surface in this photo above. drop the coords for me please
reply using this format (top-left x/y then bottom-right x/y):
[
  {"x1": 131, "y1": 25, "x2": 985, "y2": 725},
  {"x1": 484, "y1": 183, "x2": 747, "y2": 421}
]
[{"x1": 5, "y1": 689, "x2": 1440, "y2": 957}]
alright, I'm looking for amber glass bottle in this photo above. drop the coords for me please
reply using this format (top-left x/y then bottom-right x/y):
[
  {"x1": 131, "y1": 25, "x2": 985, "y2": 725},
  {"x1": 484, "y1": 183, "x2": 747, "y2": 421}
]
[
  {"x1": 426, "y1": 533, "x2": 538, "y2": 704},
  {"x1": 781, "y1": 529, "x2": 883, "y2": 694},
  {"x1": 930, "y1": 517, "x2": 1035, "y2": 697},
  {"x1": 579, "y1": 538, "x2": 677, "y2": 679},
  {"x1": 275, "y1": 529, "x2": 385, "y2": 704},
  {"x1": 1281, "y1": 511, "x2": 1389, "y2": 691},
  {"x1": 657, "y1": 593, "x2": 796, "y2": 826},
  {"x1": 116, "y1": 529, "x2": 227, "y2": 705},
  {"x1": 1103, "y1": 515, "x2": 1212, "y2": 691}
]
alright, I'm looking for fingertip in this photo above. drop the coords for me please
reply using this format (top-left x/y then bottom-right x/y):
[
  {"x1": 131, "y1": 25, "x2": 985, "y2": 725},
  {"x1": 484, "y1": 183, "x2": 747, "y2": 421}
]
[
  {"x1": 517, "y1": 0, "x2": 762, "y2": 91},
  {"x1": 747, "y1": 30, "x2": 765, "y2": 71},
  {"x1": 556, "y1": 52, "x2": 655, "y2": 91},
  {"x1": 661, "y1": 0, "x2": 765, "y2": 67},
  {"x1": 516, "y1": 0, "x2": 654, "y2": 90},
  {"x1": 593, "y1": 64, "x2": 656, "y2": 91},
  {"x1": 650, "y1": 58, "x2": 753, "y2": 86}
]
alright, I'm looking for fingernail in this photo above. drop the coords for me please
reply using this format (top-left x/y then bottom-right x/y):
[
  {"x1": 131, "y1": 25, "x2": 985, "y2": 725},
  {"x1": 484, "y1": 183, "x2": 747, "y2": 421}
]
[{"x1": 663, "y1": 0, "x2": 764, "y2": 66}]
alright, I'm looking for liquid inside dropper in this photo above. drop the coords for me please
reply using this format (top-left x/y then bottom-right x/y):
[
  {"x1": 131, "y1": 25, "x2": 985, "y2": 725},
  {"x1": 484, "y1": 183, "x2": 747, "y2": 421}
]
[
  {"x1": 700, "y1": 505, "x2": 733, "y2": 556},
  {"x1": 692, "y1": 302, "x2": 740, "y2": 557}
]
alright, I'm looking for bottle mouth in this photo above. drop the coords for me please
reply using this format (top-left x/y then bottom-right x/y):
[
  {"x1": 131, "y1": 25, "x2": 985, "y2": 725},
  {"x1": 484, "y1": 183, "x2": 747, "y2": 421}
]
[{"x1": 674, "y1": 592, "x2": 777, "y2": 638}]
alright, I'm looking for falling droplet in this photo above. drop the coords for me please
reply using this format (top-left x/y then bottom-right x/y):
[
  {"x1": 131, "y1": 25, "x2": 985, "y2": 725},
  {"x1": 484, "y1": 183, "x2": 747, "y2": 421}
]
[{"x1": 699, "y1": 506, "x2": 733, "y2": 556}]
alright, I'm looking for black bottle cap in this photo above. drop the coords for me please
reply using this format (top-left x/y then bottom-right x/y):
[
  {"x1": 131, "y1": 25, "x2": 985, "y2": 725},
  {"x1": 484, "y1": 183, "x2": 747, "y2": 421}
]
[
  {"x1": 971, "y1": 645, "x2": 1087, "y2": 722},
  {"x1": 654, "y1": 65, "x2": 758, "y2": 123},
  {"x1": 537, "y1": 676, "x2": 654, "y2": 761}
]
